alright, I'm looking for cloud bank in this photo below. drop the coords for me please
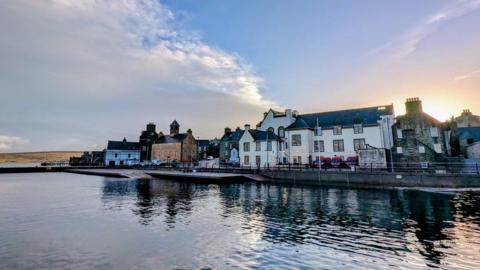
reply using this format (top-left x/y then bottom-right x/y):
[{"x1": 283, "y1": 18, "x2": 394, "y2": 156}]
[
  {"x1": 0, "y1": 135, "x2": 29, "y2": 150},
  {"x1": 0, "y1": 0, "x2": 274, "y2": 152}
]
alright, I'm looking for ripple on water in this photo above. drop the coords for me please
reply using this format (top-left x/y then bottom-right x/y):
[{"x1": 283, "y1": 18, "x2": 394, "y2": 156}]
[{"x1": 1, "y1": 174, "x2": 480, "y2": 269}]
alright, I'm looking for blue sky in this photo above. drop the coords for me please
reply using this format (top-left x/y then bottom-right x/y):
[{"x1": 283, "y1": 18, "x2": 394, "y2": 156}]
[{"x1": 0, "y1": 0, "x2": 479, "y2": 152}]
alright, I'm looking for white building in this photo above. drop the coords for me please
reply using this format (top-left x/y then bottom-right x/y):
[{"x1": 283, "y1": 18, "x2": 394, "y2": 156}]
[
  {"x1": 104, "y1": 138, "x2": 141, "y2": 166},
  {"x1": 250, "y1": 105, "x2": 395, "y2": 167},
  {"x1": 239, "y1": 124, "x2": 282, "y2": 168}
]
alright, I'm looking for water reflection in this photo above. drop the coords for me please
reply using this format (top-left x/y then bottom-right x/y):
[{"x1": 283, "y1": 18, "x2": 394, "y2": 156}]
[{"x1": 101, "y1": 179, "x2": 480, "y2": 268}]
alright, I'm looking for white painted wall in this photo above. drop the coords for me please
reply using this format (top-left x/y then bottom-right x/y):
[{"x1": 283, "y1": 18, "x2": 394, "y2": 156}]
[
  {"x1": 239, "y1": 131, "x2": 281, "y2": 168},
  {"x1": 285, "y1": 125, "x2": 389, "y2": 164},
  {"x1": 105, "y1": 150, "x2": 140, "y2": 166}
]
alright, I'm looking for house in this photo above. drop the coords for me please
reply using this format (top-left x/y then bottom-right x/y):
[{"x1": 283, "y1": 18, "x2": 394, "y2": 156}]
[
  {"x1": 466, "y1": 142, "x2": 480, "y2": 159},
  {"x1": 283, "y1": 105, "x2": 395, "y2": 167},
  {"x1": 69, "y1": 151, "x2": 105, "y2": 166},
  {"x1": 455, "y1": 109, "x2": 480, "y2": 128},
  {"x1": 104, "y1": 138, "x2": 140, "y2": 166},
  {"x1": 392, "y1": 98, "x2": 446, "y2": 164},
  {"x1": 151, "y1": 120, "x2": 197, "y2": 163},
  {"x1": 239, "y1": 124, "x2": 282, "y2": 168},
  {"x1": 255, "y1": 109, "x2": 298, "y2": 163},
  {"x1": 219, "y1": 127, "x2": 244, "y2": 164},
  {"x1": 197, "y1": 139, "x2": 210, "y2": 160},
  {"x1": 457, "y1": 127, "x2": 480, "y2": 156},
  {"x1": 139, "y1": 122, "x2": 158, "y2": 161}
]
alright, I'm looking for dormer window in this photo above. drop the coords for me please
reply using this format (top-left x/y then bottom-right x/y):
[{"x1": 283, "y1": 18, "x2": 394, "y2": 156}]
[
  {"x1": 278, "y1": 127, "x2": 285, "y2": 138},
  {"x1": 354, "y1": 124, "x2": 363, "y2": 134},
  {"x1": 333, "y1": 125, "x2": 342, "y2": 135},
  {"x1": 314, "y1": 126, "x2": 322, "y2": 136}
]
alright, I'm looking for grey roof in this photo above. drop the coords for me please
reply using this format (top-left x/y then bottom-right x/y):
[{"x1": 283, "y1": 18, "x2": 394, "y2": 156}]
[
  {"x1": 221, "y1": 129, "x2": 244, "y2": 142},
  {"x1": 247, "y1": 130, "x2": 281, "y2": 141},
  {"x1": 197, "y1": 140, "x2": 210, "y2": 147},
  {"x1": 458, "y1": 127, "x2": 480, "y2": 141},
  {"x1": 156, "y1": 133, "x2": 188, "y2": 144},
  {"x1": 107, "y1": 140, "x2": 140, "y2": 151},
  {"x1": 286, "y1": 105, "x2": 394, "y2": 130}
]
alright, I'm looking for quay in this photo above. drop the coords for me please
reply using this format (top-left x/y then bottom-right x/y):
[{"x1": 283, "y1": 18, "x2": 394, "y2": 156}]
[{"x1": 2, "y1": 166, "x2": 480, "y2": 189}]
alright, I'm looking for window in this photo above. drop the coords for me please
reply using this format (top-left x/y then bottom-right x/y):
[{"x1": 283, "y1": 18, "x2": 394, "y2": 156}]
[
  {"x1": 397, "y1": 129, "x2": 403, "y2": 139},
  {"x1": 243, "y1": 142, "x2": 250, "y2": 152},
  {"x1": 434, "y1": 143, "x2": 442, "y2": 154},
  {"x1": 285, "y1": 142, "x2": 288, "y2": 149},
  {"x1": 114, "y1": 153, "x2": 118, "y2": 158},
  {"x1": 293, "y1": 156, "x2": 302, "y2": 164},
  {"x1": 256, "y1": 141, "x2": 261, "y2": 151},
  {"x1": 314, "y1": 140, "x2": 324, "y2": 152},
  {"x1": 354, "y1": 139, "x2": 366, "y2": 151},
  {"x1": 333, "y1": 125, "x2": 342, "y2": 135},
  {"x1": 292, "y1": 134, "x2": 302, "y2": 146},
  {"x1": 418, "y1": 146, "x2": 425, "y2": 154},
  {"x1": 267, "y1": 141, "x2": 272, "y2": 151},
  {"x1": 467, "y1": 138, "x2": 475, "y2": 144},
  {"x1": 333, "y1": 140, "x2": 344, "y2": 152},
  {"x1": 314, "y1": 127, "x2": 322, "y2": 136},
  {"x1": 430, "y1": 127, "x2": 439, "y2": 137},
  {"x1": 279, "y1": 142, "x2": 283, "y2": 151},
  {"x1": 354, "y1": 124, "x2": 363, "y2": 134},
  {"x1": 244, "y1": 155, "x2": 249, "y2": 165},
  {"x1": 278, "y1": 127, "x2": 285, "y2": 138},
  {"x1": 128, "y1": 153, "x2": 131, "y2": 158},
  {"x1": 256, "y1": 155, "x2": 261, "y2": 166},
  {"x1": 396, "y1": 147, "x2": 403, "y2": 154},
  {"x1": 267, "y1": 127, "x2": 274, "y2": 133}
]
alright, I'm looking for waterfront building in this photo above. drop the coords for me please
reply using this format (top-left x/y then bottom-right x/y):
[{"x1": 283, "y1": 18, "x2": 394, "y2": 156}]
[
  {"x1": 197, "y1": 139, "x2": 210, "y2": 160},
  {"x1": 455, "y1": 109, "x2": 480, "y2": 128},
  {"x1": 283, "y1": 105, "x2": 395, "y2": 166},
  {"x1": 392, "y1": 98, "x2": 446, "y2": 164},
  {"x1": 219, "y1": 127, "x2": 244, "y2": 165},
  {"x1": 139, "y1": 122, "x2": 159, "y2": 161},
  {"x1": 104, "y1": 138, "x2": 140, "y2": 166},
  {"x1": 151, "y1": 120, "x2": 197, "y2": 163},
  {"x1": 457, "y1": 127, "x2": 480, "y2": 157},
  {"x1": 69, "y1": 151, "x2": 105, "y2": 166},
  {"x1": 238, "y1": 124, "x2": 281, "y2": 168}
]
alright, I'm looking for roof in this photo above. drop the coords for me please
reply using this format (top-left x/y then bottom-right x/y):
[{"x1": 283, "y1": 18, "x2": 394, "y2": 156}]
[
  {"x1": 286, "y1": 105, "x2": 394, "y2": 130},
  {"x1": 221, "y1": 129, "x2": 244, "y2": 142},
  {"x1": 107, "y1": 140, "x2": 140, "y2": 151},
  {"x1": 197, "y1": 140, "x2": 210, "y2": 147},
  {"x1": 247, "y1": 129, "x2": 281, "y2": 141},
  {"x1": 458, "y1": 127, "x2": 480, "y2": 141},
  {"x1": 156, "y1": 133, "x2": 188, "y2": 144}
]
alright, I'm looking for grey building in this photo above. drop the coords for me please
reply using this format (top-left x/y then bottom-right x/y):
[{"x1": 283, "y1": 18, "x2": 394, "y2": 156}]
[
  {"x1": 392, "y1": 98, "x2": 446, "y2": 164},
  {"x1": 139, "y1": 122, "x2": 159, "y2": 161},
  {"x1": 219, "y1": 127, "x2": 244, "y2": 164}
]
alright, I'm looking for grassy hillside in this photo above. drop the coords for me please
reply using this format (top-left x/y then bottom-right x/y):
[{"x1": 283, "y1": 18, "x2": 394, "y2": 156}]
[{"x1": 0, "y1": 151, "x2": 83, "y2": 163}]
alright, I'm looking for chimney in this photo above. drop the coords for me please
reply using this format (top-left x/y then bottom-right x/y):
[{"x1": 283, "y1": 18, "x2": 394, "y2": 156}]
[
  {"x1": 405, "y1": 97, "x2": 423, "y2": 115},
  {"x1": 235, "y1": 126, "x2": 241, "y2": 132},
  {"x1": 224, "y1": 127, "x2": 232, "y2": 134},
  {"x1": 462, "y1": 109, "x2": 472, "y2": 116},
  {"x1": 187, "y1": 128, "x2": 192, "y2": 135},
  {"x1": 286, "y1": 109, "x2": 292, "y2": 118},
  {"x1": 244, "y1": 124, "x2": 251, "y2": 131}
]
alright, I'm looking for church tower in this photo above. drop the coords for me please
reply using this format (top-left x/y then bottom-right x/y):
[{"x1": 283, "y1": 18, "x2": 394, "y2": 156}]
[{"x1": 170, "y1": 120, "x2": 180, "y2": 136}]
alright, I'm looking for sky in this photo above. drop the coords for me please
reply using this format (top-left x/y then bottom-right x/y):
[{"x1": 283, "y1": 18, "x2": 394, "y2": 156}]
[{"x1": 0, "y1": 0, "x2": 479, "y2": 152}]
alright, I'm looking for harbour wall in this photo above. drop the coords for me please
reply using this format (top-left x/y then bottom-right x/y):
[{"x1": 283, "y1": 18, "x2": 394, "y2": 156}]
[{"x1": 261, "y1": 170, "x2": 480, "y2": 188}]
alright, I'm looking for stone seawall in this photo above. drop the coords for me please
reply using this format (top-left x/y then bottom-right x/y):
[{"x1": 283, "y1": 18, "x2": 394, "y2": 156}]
[{"x1": 261, "y1": 171, "x2": 480, "y2": 188}]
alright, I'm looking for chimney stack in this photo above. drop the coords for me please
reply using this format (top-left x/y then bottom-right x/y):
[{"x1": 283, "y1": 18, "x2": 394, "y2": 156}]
[
  {"x1": 244, "y1": 124, "x2": 251, "y2": 131},
  {"x1": 405, "y1": 97, "x2": 423, "y2": 115}
]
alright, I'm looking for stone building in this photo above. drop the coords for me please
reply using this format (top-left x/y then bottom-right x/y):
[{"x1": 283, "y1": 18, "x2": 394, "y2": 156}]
[
  {"x1": 139, "y1": 122, "x2": 158, "y2": 161},
  {"x1": 455, "y1": 109, "x2": 480, "y2": 128},
  {"x1": 219, "y1": 127, "x2": 244, "y2": 165},
  {"x1": 151, "y1": 120, "x2": 197, "y2": 163},
  {"x1": 392, "y1": 98, "x2": 446, "y2": 164}
]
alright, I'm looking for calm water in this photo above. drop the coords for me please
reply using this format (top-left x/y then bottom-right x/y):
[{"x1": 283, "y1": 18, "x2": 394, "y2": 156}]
[{"x1": 1, "y1": 173, "x2": 479, "y2": 269}]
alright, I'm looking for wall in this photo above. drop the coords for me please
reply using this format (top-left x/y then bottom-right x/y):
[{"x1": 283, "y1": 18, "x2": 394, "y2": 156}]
[
  {"x1": 104, "y1": 150, "x2": 140, "y2": 166},
  {"x1": 262, "y1": 170, "x2": 480, "y2": 188},
  {"x1": 285, "y1": 129, "x2": 313, "y2": 164},
  {"x1": 182, "y1": 133, "x2": 197, "y2": 162},
  {"x1": 467, "y1": 143, "x2": 480, "y2": 159},
  {"x1": 151, "y1": 143, "x2": 181, "y2": 161}
]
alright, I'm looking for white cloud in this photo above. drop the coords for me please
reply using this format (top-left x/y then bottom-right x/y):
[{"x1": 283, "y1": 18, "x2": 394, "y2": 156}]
[
  {"x1": 0, "y1": 0, "x2": 276, "y2": 151},
  {"x1": 372, "y1": 0, "x2": 480, "y2": 59},
  {"x1": 0, "y1": 135, "x2": 29, "y2": 151},
  {"x1": 454, "y1": 68, "x2": 480, "y2": 81}
]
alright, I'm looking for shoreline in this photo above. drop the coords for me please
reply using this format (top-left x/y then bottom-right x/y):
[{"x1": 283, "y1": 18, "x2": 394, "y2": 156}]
[{"x1": 2, "y1": 167, "x2": 480, "y2": 189}]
